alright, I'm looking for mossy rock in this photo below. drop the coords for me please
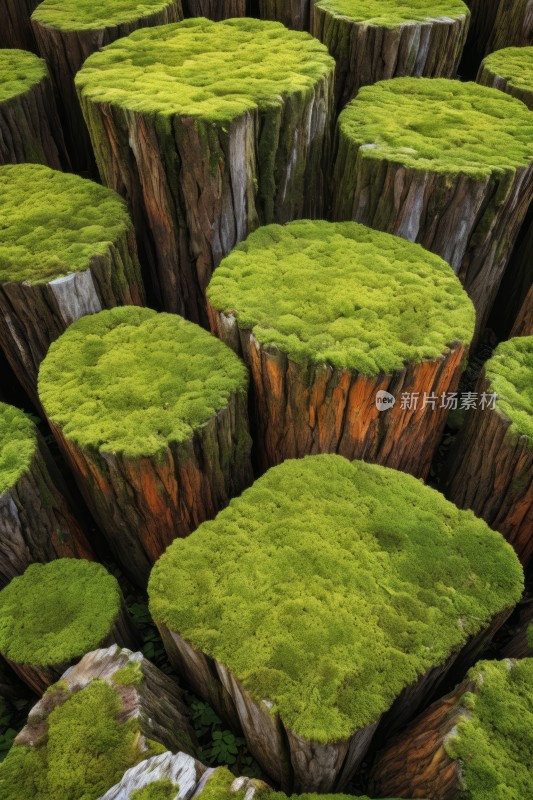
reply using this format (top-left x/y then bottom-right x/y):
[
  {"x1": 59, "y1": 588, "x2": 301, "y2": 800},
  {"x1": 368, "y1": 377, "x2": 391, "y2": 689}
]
[
  {"x1": 485, "y1": 335, "x2": 533, "y2": 444},
  {"x1": 0, "y1": 402, "x2": 36, "y2": 497},
  {"x1": 478, "y1": 46, "x2": 533, "y2": 110},
  {"x1": 32, "y1": 0, "x2": 183, "y2": 31},
  {"x1": 0, "y1": 48, "x2": 47, "y2": 105}
]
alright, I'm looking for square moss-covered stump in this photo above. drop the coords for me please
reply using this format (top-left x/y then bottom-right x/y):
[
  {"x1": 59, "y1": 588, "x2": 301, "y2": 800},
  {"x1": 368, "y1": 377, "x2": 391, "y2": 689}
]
[
  {"x1": 311, "y1": 0, "x2": 470, "y2": 109},
  {"x1": 149, "y1": 455, "x2": 523, "y2": 792},
  {"x1": 478, "y1": 46, "x2": 533, "y2": 109},
  {"x1": 369, "y1": 658, "x2": 533, "y2": 799},
  {"x1": 0, "y1": 49, "x2": 68, "y2": 169},
  {"x1": 0, "y1": 645, "x2": 197, "y2": 800},
  {"x1": 207, "y1": 220, "x2": 475, "y2": 478},
  {"x1": 0, "y1": 402, "x2": 92, "y2": 588},
  {"x1": 446, "y1": 336, "x2": 533, "y2": 564},
  {"x1": 75, "y1": 18, "x2": 335, "y2": 324},
  {"x1": 38, "y1": 306, "x2": 252, "y2": 587},
  {"x1": 183, "y1": 0, "x2": 248, "y2": 19},
  {"x1": 0, "y1": 559, "x2": 139, "y2": 694},
  {"x1": 31, "y1": 0, "x2": 184, "y2": 176},
  {"x1": 0, "y1": 164, "x2": 145, "y2": 408},
  {"x1": 331, "y1": 78, "x2": 533, "y2": 342}
]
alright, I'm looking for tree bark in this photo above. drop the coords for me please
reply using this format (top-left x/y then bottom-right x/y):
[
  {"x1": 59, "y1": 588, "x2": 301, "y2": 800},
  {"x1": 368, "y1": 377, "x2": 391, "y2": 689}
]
[
  {"x1": 0, "y1": 0, "x2": 39, "y2": 51},
  {"x1": 488, "y1": 0, "x2": 533, "y2": 52},
  {"x1": 511, "y1": 284, "x2": 533, "y2": 336},
  {"x1": 183, "y1": 0, "x2": 248, "y2": 18},
  {"x1": 500, "y1": 597, "x2": 533, "y2": 658},
  {"x1": 99, "y1": 752, "x2": 213, "y2": 800},
  {"x1": 460, "y1": 0, "x2": 501, "y2": 77},
  {"x1": 259, "y1": 0, "x2": 311, "y2": 29}
]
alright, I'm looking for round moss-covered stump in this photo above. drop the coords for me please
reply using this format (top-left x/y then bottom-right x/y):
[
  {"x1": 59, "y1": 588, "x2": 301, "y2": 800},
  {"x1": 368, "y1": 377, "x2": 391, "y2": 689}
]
[
  {"x1": 31, "y1": 0, "x2": 184, "y2": 176},
  {"x1": 311, "y1": 0, "x2": 470, "y2": 109},
  {"x1": 183, "y1": 0, "x2": 248, "y2": 19},
  {"x1": 259, "y1": 1, "x2": 312, "y2": 30},
  {"x1": 0, "y1": 0, "x2": 39, "y2": 51},
  {"x1": 0, "y1": 559, "x2": 139, "y2": 694},
  {"x1": 207, "y1": 220, "x2": 475, "y2": 477},
  {"x1": 332, "y1": 78, "x2": 533, "y2": 341},
  {"x1": 0, "y1": 163, "x2": 145, "y2": 408},
  {"x1": 478, "y1": 46, "x2": 533, "y2": 109},
  {"x1": 149, "y1": 454, "x2": 523, "y2": 792},
  {"x1": 0, "y1": 49, "x2": 68, "y2": 169},
  {"x1": 0, "y1": 402, "x2": 92, "y2": 588},
  {"x1": 38, "y1": 306, "x2": 252, "y2": 587},
  {"x1": 446, "y1": 336, "x2": 533, "y2": 564},
  {"x1": 369, "y1": 658, "x2": 533, "y2": 799},
  {"x1": 75, "y1": 18, "x2": 335, "y2": 323}
]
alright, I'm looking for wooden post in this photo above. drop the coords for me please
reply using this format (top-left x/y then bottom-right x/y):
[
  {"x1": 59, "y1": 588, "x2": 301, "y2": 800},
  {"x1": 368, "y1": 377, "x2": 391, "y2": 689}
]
[
  {"x1": 183, "y1": 0, "x2": 248, "y2": 18},
  {"x1": 0, "y1": 163, "x2": 145, "y2": 408},
  {"x1": 76, "y1": 18, "x2": 334, "y2": 323},
  {"x1": 258, "y1": 0, "x2": 311, "y2": 29},
  {"x1": 39, "y1": 306, "x2": 253, "y2": 587},
  {"x1": 0, "y1": 0, "x2": 39, "y2": 51}
]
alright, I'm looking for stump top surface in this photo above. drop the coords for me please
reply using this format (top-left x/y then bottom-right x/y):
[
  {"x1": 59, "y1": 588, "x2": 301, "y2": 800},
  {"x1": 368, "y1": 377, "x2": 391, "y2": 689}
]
[
  {"x1": 0, "y1": 559, "x2": 122, "y2": 667},
  {"x1": 207, "y1": 220, "x2": 475, "y2": 374},
  {"x1": 338, "y1": 78, "x2": 533, "y2": 177},
  {"x1": 32, "y1": 0, "x2": 181, "y2": 32},
  {"x1": 0, "y1": 49, "x2": 48, "y2": 104},
  {"x1": 314, "y1": 0, "x2": 468, "y2": 26},
  {"x1": 0, "y1": 163, "x2": 133, "y2": 285},
  {"x1": 75, "y1": 17, "x2": 334, "y2": 121},
  {"x1": 0, "y1": 402, "x2": 36, "y2": 496},
  {"x1": 481, "y1": 45, "x2": 533, "y2": 97},
  {"x1": 149, "y1": 454, "x2": 523, "y2": 743},
  {"x1": 38, "y1": 306, "x2": 248, "y2": 458},
  {"x1": 485, "y1": 335, "x2": 533, "y2": 443}
]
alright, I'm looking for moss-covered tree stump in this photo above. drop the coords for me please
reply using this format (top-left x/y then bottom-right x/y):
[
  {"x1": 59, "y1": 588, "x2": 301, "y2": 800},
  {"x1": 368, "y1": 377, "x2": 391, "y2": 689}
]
[
  {"x1": 0, "y1": 164, "x2": 145, "y2": 408},
  {"x1": 259, "y1": 1, "x2": 312, "y2": 30},
  {"x1": 369, "y1": 658, "x2": 533, "y2": 799},
  {"x1": 0, "y1": 50, "x2": 68, "y2": 169},
  {"x1": 39, "y1": 306, "x2": 252, "y2": 587},
  {"x1": 207, "y1": 220, "x2": 475, "y2": 477},
  {"x1": 75, "y1": 18, "x2": 334, "y2": 323},
  {"x1": 0, "y1": 403, "x2": 92, "y2": 588},
  {"x1": 0, "y1": 0, "x2": 39, "y2": 51},
  {"x1": 446, "y1": 336, "x2": 533, "y2": 564},
  {"x1": 0, "y1": 644, "x2": 197, "y2": 800},
  {"x1": 183, "y1": 0, "x2": 248, "y2": 19},
  {"x1": 477, "y1": 45, "x2": 533, "y2": 108},
  {"x1": 149, "y1": 455, "x2": 523, "y2": 792},
  {"x1": 311, "y1": 0, "x2": 470, "y2": 109},
  {"x1": 0, "y1": 560, "x2": 139, "y2": 694},
  {"x1": 31, "y1": 0, "x2": 184, "y2": 176},
  {"x1": 332, "y1": 78, "x2": 533, "y2": 341}
]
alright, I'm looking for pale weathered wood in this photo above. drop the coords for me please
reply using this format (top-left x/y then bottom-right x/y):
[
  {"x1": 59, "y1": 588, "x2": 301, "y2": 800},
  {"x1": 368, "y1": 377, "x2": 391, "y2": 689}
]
[{"x1": 99, "y1": 752, "x2": 213, "y2": 800}]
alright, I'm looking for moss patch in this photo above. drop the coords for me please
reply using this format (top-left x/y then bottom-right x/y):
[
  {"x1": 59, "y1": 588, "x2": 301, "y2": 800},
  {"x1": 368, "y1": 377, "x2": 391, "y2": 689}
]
[
  {"x1": 480, "y1": 46, "x2": 533, "y2": 108},
  {"x1": 207, "y1": 220, "x2": 475, "y2": 375},
  {"x1": 0, "y1": 403, "x2": 36, "y2": 496},
  {"x1": 337, "y1": 78, "x2": 533, "y2": 177},
  {"x1": 314, "y1": 0, "x2": 468, "y2": 28},
  {"x1": 75, "y1": 17, "x2": 333, "y2": 122},
  {"x1": 0, "y1": 49, "x2": 47, "y2": 105},
  {"x1": 445, "y1": 659, "x2": 533, "y2": 799},
  {"x1": 131, "y1": 779, "x2": 179, "y2": 800},
  {"x1": 149, "y1": 454, "x2": 523, "y2": 744},
  {"x1": 485, "y1": 335, "x2": 532, "y2": 443},
  {"x1": 0, "y1": 559, "x2": 122, "y2": 667},
  {"x1": 38, "y1": 306, "x2": 248, "y2": 458},
  {"x1": 32, "y1": 0, "x2": 178, "y2": 32},
  {"x1": 0, "y1": 163, "x2": 132, "y2": 284}
]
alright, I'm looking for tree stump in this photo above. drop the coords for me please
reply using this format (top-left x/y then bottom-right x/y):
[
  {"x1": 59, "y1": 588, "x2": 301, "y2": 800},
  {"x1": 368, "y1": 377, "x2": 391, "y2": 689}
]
[
  {"x1": 460, "y1": 0, "x2": 501, "y2": 77},
  {"x1": 0, "y1": 163, "x2": 145, "y2": 409},
  {"x1": 0, "y1": 402, "x2": 92, "y2": 588},
  {"x1": 39, "y1": 306, "x2": 253, "y2": 587},
  {"x1": 0, "y1": 559, "x2": 140, "y2": 694},
  {"x1": 258, "y1": 1, "x2": 311, "y2": 30},
  {"x1": 369, "y1": 658, "x2": 533, "y2": 799},
  {"x1": 149, "y1": 455, "x2": 523, "y2": 793},
  {"x1": 207, "y1": 220, "x2": 475, "y2": 477},
  {"x1": 0, "y1": 645, "x2": 198, "y2": 800},
  {"x1": 31, "y1": 0, "x2": 184, "y2": 177},
  {"x1": 311, "y1": 0, "x2": 470, "y2": 109},
  {"x1": 0, "y1": 49, "x2": 68, "y2": 169},
  {"x1": 478, "y1": 45, "x2": 533, "y2": 109},
  {"x1": 446, "y1": 336, "x2": 533, "y2": 565},
  {"x1": 75, "y1": 18, "x2": 334, "y2": 323},
  {"x1": 488, "y1": 0, "x2": 533, "y2": 53},
  {"x1": 331, "y1": 78, "x2": 533, "y2": 343},
  {"x1": 0, "y1": 0, "x2": 39, "y2": 51},
  {"x1": 183, "y1": 0, "x2": 248, "y2": 19}
]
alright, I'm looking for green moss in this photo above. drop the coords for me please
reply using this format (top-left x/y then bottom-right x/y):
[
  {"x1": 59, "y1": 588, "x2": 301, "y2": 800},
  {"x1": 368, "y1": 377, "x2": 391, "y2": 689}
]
[
  {"x1": 0, "y1": 559, "x2": 122, "y2": 667},
  {"x1": 112, "y1": 662, "x2": 143, "y2": 687},
  {"x1": 0, "y1": 403, "x2": 36, "y2": 496},
  {"x1": 75, "y1": 18, "x2": 334, "y2": 122},
  {"x1": 445, "y1": 659, "x2": 533, "y2": 799},
  {"x1": 0, "y1": 163, "x2": 133, "y2": 284},
  {"x1": 314, "y1": 0, "x2": 468, "y2": 28},
  {"x1": 207, "y1": 220, "x2": 475, "y2": 375},
  {"x1": 32, "y1": 0, "x2": 177, "y2": 32},
  {"x1": 484, "y1": 336, "x2": 532, "y2": 443},
  {"x1": 149, "y1": 454, "x2": 523, "y2": 744},
  {"x1": 0, "y1": 49, "x2": 47, "y2": 104},
  {"x1": 131, "y1": 779, "x2": 178, "y2": 800},
  {"x1": 481, "y1": 46, "x2": 533, "y2": 106},
  {"x1": 38, "y1": 306, "x2": 249, "y2": 458},
  {"x1": 337, "y1": 78, "x2": 533, "y2": 177}
]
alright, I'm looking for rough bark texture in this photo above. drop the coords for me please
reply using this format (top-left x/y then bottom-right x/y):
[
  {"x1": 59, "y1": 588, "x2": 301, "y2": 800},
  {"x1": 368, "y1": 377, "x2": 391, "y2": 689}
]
[
  {"x1": 0, "y1": 0, "x2": 39, "y2": 50},
  {"x1": 500, "y1": 597, "x2": 533, "y2": 658},
  {"x1": 460, "y1": 0, "x2": 501, "y2": 77},
  {"x1": 31, "y1": 1, "x2": 184, "y2": 176},
  {"x1": 0, "y1": 229, "x2": 144, "y2": 409},
  {"x1": 446, "y1": 371, "x2": 533, "y2": 565},
  {"x1": 79, "y1": 71, "x2": 333, "y2": 323},
  {"x1": 488, "y1": 0, "x2": 533, "y2": 52},
  {"x1": 511, "y1": 284, "x2": 533, "y2": 336},
  {"x1": 259, "y1": 0, "x2": 311, "y2": 29},
  {"x1": 477, "y1": 58, "x2": 533, "y2": 110},
  {"x1": 208, "y1": 308, "x2": 467, "y2": 478},
  {"x1": 99, "y1": 752, "x2": 213, "y2": 800},
  {"x1": 311, "y1": 5, "x2": 469, "y2": 109},
  {"x1": 183, "y1": 0, "x2": 248, "y2": 18},
  {"x1": 0, "y1": 68, "x2": 69, "y2": 169},
  {"x1": 0, "y1": 431, "x2": 93, "y2": 589}
]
